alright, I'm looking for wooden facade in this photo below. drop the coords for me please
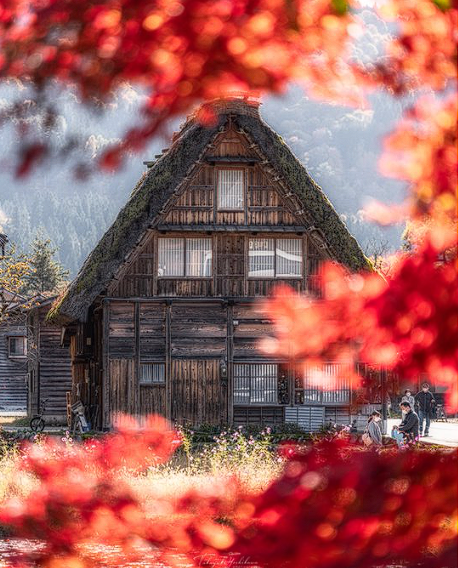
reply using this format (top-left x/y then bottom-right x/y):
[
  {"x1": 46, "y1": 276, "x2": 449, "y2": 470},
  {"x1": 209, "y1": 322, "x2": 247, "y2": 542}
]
[
  {"x1": 27, "y1": 299, "x2": 72, "y2": 423},
  {"x1": 0, "y1": 311, "x2": 28, "y2": 413},
  {"x1": 53, "y1": 98, "x2": 373, "y2": 431}
]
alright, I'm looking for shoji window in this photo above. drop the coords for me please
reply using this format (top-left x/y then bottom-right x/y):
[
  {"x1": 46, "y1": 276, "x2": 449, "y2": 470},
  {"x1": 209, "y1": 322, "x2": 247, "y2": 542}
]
[
  {"x1": 158, "y1": 238, "x2": 184, "y2": 276},
  {"x1": 140, "y1": 363, "x2": 165, "y2": 384},
  {"x1": 217, "y1": 169, "x2": 244, "y2": 210},
  {"x1": 158, "y1": 238, "x2": 212, "y2": 277},
  {"x1": 234, "y1": 364, "x2": 278, "y2": 404},
  {"x1": 276, "y1": 239, "x2": 302, "y2": 277},
  {"x1": 300, "y1": 363, "x2": 352, "y2": 404},
  {"x1": 248, "y1": 238, "x2": 302, "y2": 278},
  {"x1": 248, "y1": 238, "x2": 275, "y2": 277},
  {"x1": 186, "y1": 238, "x2": 212, "y2": 277}
]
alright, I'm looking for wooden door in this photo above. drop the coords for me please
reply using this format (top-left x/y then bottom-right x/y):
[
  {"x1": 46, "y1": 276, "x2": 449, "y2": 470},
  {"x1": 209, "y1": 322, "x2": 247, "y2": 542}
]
[
  {"x1": 215, "y1": 235, "x2": 245, "y2": 296},
  {"x1": 171, "y1": 359, "x2": 225, "y2": 426}
]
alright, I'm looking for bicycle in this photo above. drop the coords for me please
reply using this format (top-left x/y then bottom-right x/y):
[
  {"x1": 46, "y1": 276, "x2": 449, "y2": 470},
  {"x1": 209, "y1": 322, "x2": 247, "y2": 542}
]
[
  {"x1": 435, "y1": 404, "x2": 448, "y2": 422},
  {"x1": 30, "y1": 398, "x2": 48, "y2": 432}
]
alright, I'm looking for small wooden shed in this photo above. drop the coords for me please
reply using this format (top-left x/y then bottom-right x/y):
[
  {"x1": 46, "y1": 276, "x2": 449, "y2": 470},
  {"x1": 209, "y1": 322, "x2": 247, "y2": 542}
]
[
  {"x1": 27, "y1": 296, "x2": 72, "y2": 424},
  {"x1": 0, "y1": 299, "x2": 28, "y2": 414}
]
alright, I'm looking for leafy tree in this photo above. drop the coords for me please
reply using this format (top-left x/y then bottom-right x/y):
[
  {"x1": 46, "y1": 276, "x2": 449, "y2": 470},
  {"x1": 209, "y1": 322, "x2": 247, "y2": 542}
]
[
  {"x1": 401, "y1": 222, "x2": 414, "y2": 253},
  {"x1": 0, "y1": 241, "x2": 31, "y2": 321},
  {"x1": 24, "y1": 233, "x2": 69, "y2": 294}
]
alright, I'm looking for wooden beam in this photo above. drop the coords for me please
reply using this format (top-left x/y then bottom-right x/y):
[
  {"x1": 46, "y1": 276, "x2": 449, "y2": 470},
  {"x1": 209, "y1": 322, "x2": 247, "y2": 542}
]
[
  {"x1": 165, "y1": 303, "x2": 172, "y2": 421},
  {"x1": 227, "y1": 303, "x2": 234, "y2": 426},
  {"x1": 134, "y1": 301, "x2": 140, "y2": 416},
  {"x1": 102, "y1": 300, "x2": 110, "y2": 430},
  {"x1": 156, "y1": 224, "x2": 307, "y2": 232},
  {"x1": 205, "y1": 156, "x2": 260, "y2": 164}
]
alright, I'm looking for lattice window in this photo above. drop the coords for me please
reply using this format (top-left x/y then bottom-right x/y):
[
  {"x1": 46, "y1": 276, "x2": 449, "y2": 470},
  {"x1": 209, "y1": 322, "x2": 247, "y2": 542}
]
[
  {"x1": 140, "y1": 363, "x2": 165, "y2": 384},
  {"x1": 8, "y1": 336, "x2": 26, "y2": 358},
  {"x1": 298, "y1": 363, "x2": 352, "y2": 404},
  {"x1": 276, "y1": 239, "x2": 302, "y2": 277},
  {"x1": 217, "y1": 169, "x2": 244, "y2": 210},
  {"x1": 186, "y1": 238, "x2": 212, "y2": 277},
  {"x1": 158, "y1": 238, "x2": 212, "y2": 277},
  {"x1": 248, "y1": 238, "x2": 302, "y2": 278},
  {"x1": 234, "y1": 363, "x2": 278, "y2": 404}
]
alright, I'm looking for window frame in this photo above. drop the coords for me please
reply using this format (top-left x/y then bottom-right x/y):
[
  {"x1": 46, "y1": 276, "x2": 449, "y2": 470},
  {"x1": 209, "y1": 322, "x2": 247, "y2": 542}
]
[
  {"x1": 216, "y1": 167, "x2": 246, "y2": 212},
  {"x1": 233, "y1": 362, "x2": 279, "y2": 406},
  {"x1": 139, "y1": 362, "x2": 166, "y2": 385},
  {"x1": 247, "y1": 237, "x2": 303, "y2": 280},
  {"x1": 295, "y1": 363, "x2": 352, "y2": 405},
  {"x1": 157, "y1": 237, "x2": 213, "y2": 279},
  {"x1": 8, "y1": 336, "x2": 27, "y2": 359}
]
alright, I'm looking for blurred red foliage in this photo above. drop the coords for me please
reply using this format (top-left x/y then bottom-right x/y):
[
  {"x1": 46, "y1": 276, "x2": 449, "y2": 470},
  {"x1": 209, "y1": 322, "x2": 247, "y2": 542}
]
[
  {"x1": 379, "y1": 95, "x2": 457, "y2": 221},
  {"x1": 0, "y1": 0, "x2": 355, "y2": 171},
  {"x1": 0, "y1": 0, "x2": 455, "y2": 173},
  {"x1": 374, "y1": 0, "x2": 457, "y2": 93},
  {"x1": 231, "y1": 438, "x2": 458, "y2": 568},
  {"x1": 0, "y1": 4, "x2": 456, "y2": 565},
  {"x1": 0, "y1": 416, "x2": 182, "y2": 564},
  {"x1": 262, "y1": 232, "x2": 458, "y2": 410},
  {"x1": 0, "y1": 423, "x2": 456, "y2": 568}
]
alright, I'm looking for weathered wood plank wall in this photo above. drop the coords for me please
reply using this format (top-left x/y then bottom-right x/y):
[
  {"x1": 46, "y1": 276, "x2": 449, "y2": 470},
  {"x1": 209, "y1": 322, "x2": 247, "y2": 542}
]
[
  {"x1": 28, "y1": 304, "x2": 72, "y2": 422},
  {"x1": 110, "y1": 232, "x2": 313, "y2": 299},
  {"x1": 0, "y1": 315, "x2": 28, "y2": 412}
]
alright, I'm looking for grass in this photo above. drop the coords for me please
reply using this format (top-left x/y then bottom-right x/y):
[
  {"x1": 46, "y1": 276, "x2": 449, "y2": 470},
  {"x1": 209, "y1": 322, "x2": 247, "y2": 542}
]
[
  {"x1": 0, "y1": 416, "x2": 29, "y2": 426},
  {"x1": 0, "y1": 428, "x2": 285, "y2": 509},
  {"x1": 0, "y1": 438, "x2": 38, "y2": 505}
]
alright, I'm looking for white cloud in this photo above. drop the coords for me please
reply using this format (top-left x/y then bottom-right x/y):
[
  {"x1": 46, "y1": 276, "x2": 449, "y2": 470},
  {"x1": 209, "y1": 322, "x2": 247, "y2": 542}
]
[
  {"x1": 337, "y1": 109, "x2": 374, "y2": 128},
  {"x1": 85, "y1": 134, "x2": 120, "y2": 159}
]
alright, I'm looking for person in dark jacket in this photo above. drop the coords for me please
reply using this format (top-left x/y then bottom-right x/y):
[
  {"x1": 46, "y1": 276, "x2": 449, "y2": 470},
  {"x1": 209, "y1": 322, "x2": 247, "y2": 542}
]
[
  {"x1": 392, "y1": 402, "x2": 419, "y2": 446},
  {"x1": 414, "y1": 382, "x2": 436, "y2": 436}
]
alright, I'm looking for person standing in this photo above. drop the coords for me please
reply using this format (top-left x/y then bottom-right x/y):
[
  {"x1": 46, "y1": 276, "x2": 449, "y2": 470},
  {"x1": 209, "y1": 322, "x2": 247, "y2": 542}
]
[
  {"x1": 414, "y1": 382, "x2": 436, "y2": 437},
  {"x1": 392, "y1": 401, "x2": 419, "y2": 447}
]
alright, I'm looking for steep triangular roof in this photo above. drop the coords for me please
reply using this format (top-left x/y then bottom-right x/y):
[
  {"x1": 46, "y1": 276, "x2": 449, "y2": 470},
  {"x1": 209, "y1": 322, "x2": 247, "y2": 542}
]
[{"x1": 49, "y1": 98, "x2": 371, "y2": 323}]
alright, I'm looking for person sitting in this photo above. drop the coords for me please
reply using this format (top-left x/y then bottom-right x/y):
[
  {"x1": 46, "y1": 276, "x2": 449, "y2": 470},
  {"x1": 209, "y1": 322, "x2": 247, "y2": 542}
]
[
  {"x1": 362, "y1": 410, "x2": 383, "y2": 447},
  {"x1": 414, "y1": 382, "x2": 436, "y2": 437},
  {"x1": 391, "y1": 401, "x2": 419, "y2": 447},
  {"x1": 401, "y1": 389, "x2": 415, "y2": 408}
]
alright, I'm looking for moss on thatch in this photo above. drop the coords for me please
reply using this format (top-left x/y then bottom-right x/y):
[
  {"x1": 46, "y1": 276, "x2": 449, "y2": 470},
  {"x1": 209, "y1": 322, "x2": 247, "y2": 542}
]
[
  {"x1": 235, "y1": 112, "x2": 370, "y2": 272},
  {"x1": 49, "y1": 100, "x2": 370, "y2": 324}
]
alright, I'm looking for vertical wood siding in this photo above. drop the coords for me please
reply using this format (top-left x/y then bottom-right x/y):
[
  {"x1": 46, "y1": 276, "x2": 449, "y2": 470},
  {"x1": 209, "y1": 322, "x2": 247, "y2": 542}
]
[
  {"x1": 171, "y1": 359, "x2": 223, "y2": 425},
  {"x1": 0, "y1": 318, "x2": 28, "y2": 412},
  {"x1": 109, "y1": 359, "x2": 138, "y2": 416},
  {"x1": 161, "y1": 126, "x2": 303, "y2": 228},
  {"x1": 28, "y1": 305, "x2": 72, "y2": 422},
  {"x1": 112, "y1": 232, "x2": 311, "y2": 299}
]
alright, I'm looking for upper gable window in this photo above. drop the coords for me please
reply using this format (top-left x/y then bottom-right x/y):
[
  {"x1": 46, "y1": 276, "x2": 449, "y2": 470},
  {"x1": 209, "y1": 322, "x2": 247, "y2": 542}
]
[
  {"x1": 217, "y1": 169, "x2": 244, "y2": 210},
  {"x1": 158, "y1": 238, "x2": 212, "y2": 277},
  {"x1": 248, "y1": 238, "x2": 303, "y2": 278},
  {"x1": 8, "y1": 336, "x2": 27, "y2": 358}
]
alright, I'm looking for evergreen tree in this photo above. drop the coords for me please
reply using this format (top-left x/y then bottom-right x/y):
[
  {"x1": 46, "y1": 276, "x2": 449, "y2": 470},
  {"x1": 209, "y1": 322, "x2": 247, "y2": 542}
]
[{"x1": 24, "y1": 232, "x2": 69, "y2": 294}]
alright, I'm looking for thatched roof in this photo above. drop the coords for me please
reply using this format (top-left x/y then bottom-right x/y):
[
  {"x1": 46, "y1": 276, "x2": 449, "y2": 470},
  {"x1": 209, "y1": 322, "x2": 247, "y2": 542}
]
[{"x1": 49, "y1": 98, "x2": 371, "y2": 324}]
